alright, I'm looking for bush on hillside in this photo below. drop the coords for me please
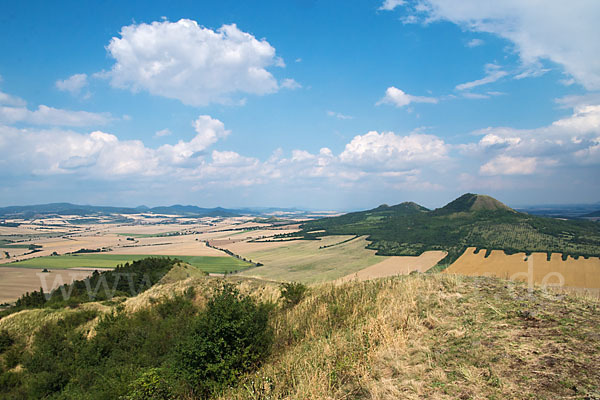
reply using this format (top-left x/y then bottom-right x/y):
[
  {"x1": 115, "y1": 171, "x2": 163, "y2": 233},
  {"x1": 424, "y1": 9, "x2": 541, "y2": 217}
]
[
  {"x1": 174, "y1": 284, "x2": 273, "y2": 398},
  {"x1": 125, "y1": 368, "x2": 175, "y2": 400},
  {"x1": 0, "y1": 330, "x2": 13, "y2": 353},
  {"x1": 280, "y1": 282, "x2": 308, "y2": 307}
]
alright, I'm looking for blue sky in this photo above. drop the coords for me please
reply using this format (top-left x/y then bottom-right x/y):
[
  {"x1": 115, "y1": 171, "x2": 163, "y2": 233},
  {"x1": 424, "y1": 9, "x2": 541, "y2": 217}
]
[{"x1": 0, "y1": 0, "x2": 599, "y2": 210}]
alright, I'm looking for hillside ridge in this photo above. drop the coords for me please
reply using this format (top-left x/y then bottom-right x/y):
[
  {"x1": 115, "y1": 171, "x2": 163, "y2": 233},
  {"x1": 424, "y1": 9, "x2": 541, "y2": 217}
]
[
  {"x1": 300, "y1": 193, "x2": 600, "y2": 264},
  {"x1": 2, "y1": 274, "x2": 599, "y2": 399},
  {"x1": 434, "y1": 193, "x2": 514, "y2": 214}
]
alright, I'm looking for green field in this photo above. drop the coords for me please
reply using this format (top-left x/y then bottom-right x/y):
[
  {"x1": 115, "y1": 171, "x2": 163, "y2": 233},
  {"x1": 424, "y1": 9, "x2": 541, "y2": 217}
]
[
  {"x1": 5, "y1": 254, "x2": 251, "y2": 273},
  {"x1": 239, "y1": 235, "x2": 386, "y2": 283},
  {"x1": 115, "y1": 232, "x2": 180, "y2": 238},
  {"x1": 0, "y1": 244, "x2": 34, "y2": 249}
]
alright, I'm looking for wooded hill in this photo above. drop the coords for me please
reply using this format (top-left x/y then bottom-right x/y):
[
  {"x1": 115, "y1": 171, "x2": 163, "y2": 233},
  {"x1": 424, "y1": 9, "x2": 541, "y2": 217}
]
[{"x1": 300, "y1": 193, "x2": 600, "y2": 265}]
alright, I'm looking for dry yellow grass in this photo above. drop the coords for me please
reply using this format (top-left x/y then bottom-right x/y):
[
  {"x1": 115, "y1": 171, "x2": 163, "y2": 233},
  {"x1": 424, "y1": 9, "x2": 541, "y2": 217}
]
[
  {"x1": 444, "y1": 247, "x2": 600, "y2": 291},
  {"x1": 2, "y1": 267, "x2": 600, "y2": 399},
  {"x1": 219, "y1": 238, "x2": 293, "y2": 254},
  {"x1": 338, "y1": 250, "x2": 447, "y2": 282},
  {"x1": 237, "y1": 236, "x2": 388, "y2": 283},
  {"x1": 109, "y1": 236, "x2": 225, "y2": 256},
  {"x1": 124, "y1": 274, "x2": 282, "y2": 313},
  {"x1": 219, "y1": 274, "x2": 600, "y2": 399},
  {"x1": 0, "y1": 247, "x2": 30, "y2": 259},
  {"x1": 0, "y1": 301, "x2": 111, "y2": 344}
]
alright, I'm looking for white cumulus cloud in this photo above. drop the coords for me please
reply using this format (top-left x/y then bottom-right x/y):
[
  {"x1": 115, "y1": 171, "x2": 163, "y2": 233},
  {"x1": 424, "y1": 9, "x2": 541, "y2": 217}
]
[
  {"x1": 403, "y1": 0, "x2": 600, "y2": 90},
  {"x1": 377, "y1": 86, "x2": 438, "y2": 107},
  {"x1": 379, "y1": 0, "x2": 405, "y2": 11},
  {"x1": 55, "y1": 74, "x2": 89, "y2": 96},
  {"x1": 280, "y1": 78, "x2": 301, "y2": 90},
  {"x1": 0, "y1": 91, "x2": 26, "y2": 107},
  {"x1": 480, "y1": 156, "x2": 537, "y2": 176},
  {"x1": 154, "y1": 128, "x2": 171, "y2": 137},
  {"x1": 157, "y1": 115, "x2": 230, "y2": 165},
  {"x1": 466, "y1": 104, "x2": 600, "y2": 175},
  {"x1": 339, "y1": 131, "x2": 448, "y2": 169},
  {"x1": 0, "y1": 114, "x2": 230, "y2": 177},
  {"x1": 104, "y1": 19, "x2": 285, "y2": 106},
  {"x1": 0, "y1": 104, "x2": 111, "y2": 127}
]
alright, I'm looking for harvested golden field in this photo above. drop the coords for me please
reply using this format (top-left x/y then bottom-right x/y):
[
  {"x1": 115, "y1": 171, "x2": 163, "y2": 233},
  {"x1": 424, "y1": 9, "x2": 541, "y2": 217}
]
[
  {"x1": 109, "y1": 236, "x2": 225, "y2": 256},
  {"x1": 445, "y1": 247, "x2": 600, "y2": 292},
  {"x1": 0, "y1": 267, "x2": 98, "y2": 303},
  {"x1": 237, "y1": 236, "x2": 388, "y2": 283},
  {"x1": 0, "y1": 247, "x2": 30, "y2": 259},
  {"x1": 339, "y1": 250, "x2": 447, "y2": 282},
  {"x1": 220, "y1": 238, "x2": 298, "y2": 254},
  {"x1": 0, "y1": 219, "x2": 300, "y2": 264}
]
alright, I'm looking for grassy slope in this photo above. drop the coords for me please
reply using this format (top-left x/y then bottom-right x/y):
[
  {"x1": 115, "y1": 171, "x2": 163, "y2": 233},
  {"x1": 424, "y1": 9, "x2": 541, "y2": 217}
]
[
  {"x1": 223, "y1": 275, "x2": 600, "y2": 399},
  {"x1": 5, "y1": 254, "x2": 251, "y2": 273},
  {"x1": 1, "y1": 274, "x2": 599, "y2": 399},
  {"x1": 238, "y1": 236, "x2": 385, "y2": 283}
]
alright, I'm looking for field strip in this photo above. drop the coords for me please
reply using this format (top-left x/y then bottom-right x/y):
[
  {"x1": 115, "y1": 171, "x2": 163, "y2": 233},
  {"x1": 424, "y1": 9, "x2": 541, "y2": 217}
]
[
  {"x1": 444, "y1": 247, "x2": 600, "y2": 290},
  {"x1": 0, "y1": 267, "x2": 96, "y2": 303},
  {"x1": 338, "y1": 250, "x2": 447, "y2": 282},
  {"x1": 237, "y1": 235, "x2": 388, "y2": 283}
]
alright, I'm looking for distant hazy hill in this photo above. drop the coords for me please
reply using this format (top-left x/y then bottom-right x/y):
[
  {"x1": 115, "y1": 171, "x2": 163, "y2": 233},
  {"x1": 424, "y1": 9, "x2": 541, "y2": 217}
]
[
  {"x1": 516, "y1": 202, "x2": 600, "y2": 218},
  {"x1": 0, "y1": 203, "x2": 245, "y2": 218},
  {"x1": 0, "y1": 203, "x2": 141, "y2": 218},
  {"x1": 584, "y1": 209, "x2": 600, "y2": 217},
  {"x1": 302, "y1": 193, "x2": 600, "y2": 265},
  {"x1": 146, "y1": 205, "x2": 242, "y2": 217}
]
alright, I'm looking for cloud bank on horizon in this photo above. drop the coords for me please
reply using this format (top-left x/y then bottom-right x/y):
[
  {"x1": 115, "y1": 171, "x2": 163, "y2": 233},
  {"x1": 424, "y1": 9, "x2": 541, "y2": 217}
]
[{"x1": 0, "y1": 0, "x2": 598, "y2": 209}]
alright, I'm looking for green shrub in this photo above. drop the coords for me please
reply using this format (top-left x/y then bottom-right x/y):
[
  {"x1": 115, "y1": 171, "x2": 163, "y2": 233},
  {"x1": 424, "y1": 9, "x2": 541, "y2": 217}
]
[
  {"x1": 174, "y1": 284, "x2": 273, "y2": 398},
  {"x1": 0, "y1": 330, "x2": 13, "y2": 354},
  {"x1": 2, "y1": 344, "x2": 23, "y2": 370},
  {"x1": 280, "y1": 282, "x2": 308, "y2": 307},
  {"x1": 0, "y1": 286, "x2": 274, "y2": 399},
  {"x1": 126, "y1": 368, "x2": 175, "y2": 400}
]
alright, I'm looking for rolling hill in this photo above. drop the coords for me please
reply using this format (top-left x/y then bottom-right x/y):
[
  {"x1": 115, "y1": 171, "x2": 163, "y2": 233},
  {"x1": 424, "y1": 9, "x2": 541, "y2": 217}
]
[
  {"x1": 300, "y1": 193, "x2": 600, "y2": 266},
  {"x1": 2, "y1": 269, "x2": 599, "y2": 399},
  {"x1": 0, "y1": 203, "x2": 245, "y2": 218}
]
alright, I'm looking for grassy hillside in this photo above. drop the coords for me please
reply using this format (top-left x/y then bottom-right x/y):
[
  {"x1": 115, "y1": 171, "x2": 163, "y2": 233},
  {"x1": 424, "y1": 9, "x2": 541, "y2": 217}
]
[
  {"x1": 238, "y1": 235, "x2": 385, "y2": 283},
  {"x1": 1, "y1": 274, "x2": 599, "y2": 399},
  {"x1": 301, "y1": 193, "x2": 600, "y2": 265}
]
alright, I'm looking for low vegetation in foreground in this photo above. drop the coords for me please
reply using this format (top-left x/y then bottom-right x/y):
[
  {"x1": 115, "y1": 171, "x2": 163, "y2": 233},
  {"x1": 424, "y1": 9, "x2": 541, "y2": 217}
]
[{"x1": 1, "y1": 272, "x2": 599, "y2": 399}]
